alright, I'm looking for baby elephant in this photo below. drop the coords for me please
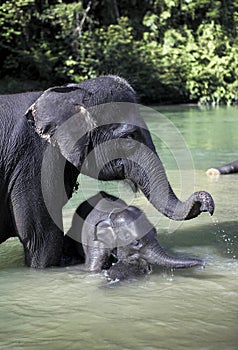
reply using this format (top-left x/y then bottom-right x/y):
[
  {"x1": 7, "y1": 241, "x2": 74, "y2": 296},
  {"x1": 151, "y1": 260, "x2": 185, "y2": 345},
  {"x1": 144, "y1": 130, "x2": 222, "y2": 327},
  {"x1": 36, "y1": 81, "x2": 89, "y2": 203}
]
[{"x1": 63, "y1": 191, "x2": 204, "y2": 280}]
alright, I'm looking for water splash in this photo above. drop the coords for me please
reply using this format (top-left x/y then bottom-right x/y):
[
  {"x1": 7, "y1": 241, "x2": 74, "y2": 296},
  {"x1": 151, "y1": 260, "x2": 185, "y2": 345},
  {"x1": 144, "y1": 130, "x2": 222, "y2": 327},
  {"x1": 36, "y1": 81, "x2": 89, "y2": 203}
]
[{"x1": 210, "y1": 215, "x2": 237, "y2": 259}]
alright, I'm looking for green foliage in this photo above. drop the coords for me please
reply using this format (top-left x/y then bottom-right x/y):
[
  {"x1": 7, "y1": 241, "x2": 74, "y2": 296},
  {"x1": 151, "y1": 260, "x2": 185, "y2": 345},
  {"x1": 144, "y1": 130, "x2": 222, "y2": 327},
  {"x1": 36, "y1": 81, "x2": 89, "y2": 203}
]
[
  {"x1": 0, "y1": 0, "x2": 237, "y2": 104},
  {"x1": 187, "y1": 22, "x2": 238, "y2": 105}
]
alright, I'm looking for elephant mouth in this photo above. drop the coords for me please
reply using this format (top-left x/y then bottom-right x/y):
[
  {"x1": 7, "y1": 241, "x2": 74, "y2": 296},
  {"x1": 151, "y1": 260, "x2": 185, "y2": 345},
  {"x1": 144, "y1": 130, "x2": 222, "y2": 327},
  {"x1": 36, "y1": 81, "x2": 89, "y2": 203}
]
[{"x1": 98, "y1": 158, "x2": 126, "y2": 180}]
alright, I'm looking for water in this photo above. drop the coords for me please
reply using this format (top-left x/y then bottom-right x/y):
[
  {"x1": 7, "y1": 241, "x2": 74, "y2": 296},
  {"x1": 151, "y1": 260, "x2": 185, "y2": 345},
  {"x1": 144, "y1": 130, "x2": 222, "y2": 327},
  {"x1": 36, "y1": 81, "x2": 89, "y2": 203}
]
[{"x1": 0, "y1": 105, "x2": 238, "y2": 350}]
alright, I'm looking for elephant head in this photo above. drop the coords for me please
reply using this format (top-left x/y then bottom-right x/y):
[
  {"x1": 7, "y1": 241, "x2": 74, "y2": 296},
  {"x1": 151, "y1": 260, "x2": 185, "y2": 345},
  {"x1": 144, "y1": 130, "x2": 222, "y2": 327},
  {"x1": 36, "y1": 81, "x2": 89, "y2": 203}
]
[
  {"x1": 26, "y1": 75, "x2": 214, "y2": 221},
  {"x1": 110, "y1": 206, "x2": 205, "y2": 269},
  {"x1": 64, "y1": 192, "x2": 205, "y2": 277}
]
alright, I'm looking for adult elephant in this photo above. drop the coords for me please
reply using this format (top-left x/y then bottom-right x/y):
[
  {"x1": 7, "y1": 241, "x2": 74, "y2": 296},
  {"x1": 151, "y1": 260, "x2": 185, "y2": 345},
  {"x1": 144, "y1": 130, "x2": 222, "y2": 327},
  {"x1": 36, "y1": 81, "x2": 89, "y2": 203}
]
[
  {"x1": 206, "y1": 160, "x2": 238, "y2": 176},
  {"x1": 0, "y1": 75, "x2": 214, "y2": 268},
  {"x1": 63, "y1": 191, "x2": 205, "y2": 281}
]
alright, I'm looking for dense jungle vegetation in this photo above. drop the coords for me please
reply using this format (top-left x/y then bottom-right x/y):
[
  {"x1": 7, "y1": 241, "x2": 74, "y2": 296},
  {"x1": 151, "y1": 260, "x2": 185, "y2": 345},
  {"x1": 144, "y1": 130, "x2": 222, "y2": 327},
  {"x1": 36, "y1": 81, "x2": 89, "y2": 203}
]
[{"x1": 0, "y1": 0, "x2": 237, "y2": 104}]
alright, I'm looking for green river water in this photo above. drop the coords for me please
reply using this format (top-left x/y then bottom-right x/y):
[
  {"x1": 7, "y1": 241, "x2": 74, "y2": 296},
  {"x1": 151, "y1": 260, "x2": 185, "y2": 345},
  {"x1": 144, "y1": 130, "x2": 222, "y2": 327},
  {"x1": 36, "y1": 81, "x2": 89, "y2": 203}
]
[{"x1": 0, "y1": 105, "x2": 237, "y2": 350}]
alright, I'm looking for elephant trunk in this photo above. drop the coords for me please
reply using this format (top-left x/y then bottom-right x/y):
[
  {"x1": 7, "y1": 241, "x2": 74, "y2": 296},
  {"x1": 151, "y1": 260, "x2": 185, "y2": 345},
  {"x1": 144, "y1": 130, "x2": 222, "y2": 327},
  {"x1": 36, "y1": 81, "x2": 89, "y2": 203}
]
[
  {"x1": 142, "y1": 243, "x2": 205, "y2": 269},
  {"x1": 214, "y1": 160, "x2": 238, "y2": 174},
  {"x1": 126, "y1": 149, "x2": 214, "y2": 221}
]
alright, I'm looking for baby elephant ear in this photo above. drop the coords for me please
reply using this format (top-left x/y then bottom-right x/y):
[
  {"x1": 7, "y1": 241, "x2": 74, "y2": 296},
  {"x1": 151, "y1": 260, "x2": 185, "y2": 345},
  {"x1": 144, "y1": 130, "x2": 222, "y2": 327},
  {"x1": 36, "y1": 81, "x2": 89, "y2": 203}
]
[
  {"x1": 25, "y1": 85, "x2": 96, "y2": 169},
  {"x1": 93, "y1": 220, "x2": 116, "y2": 249}
]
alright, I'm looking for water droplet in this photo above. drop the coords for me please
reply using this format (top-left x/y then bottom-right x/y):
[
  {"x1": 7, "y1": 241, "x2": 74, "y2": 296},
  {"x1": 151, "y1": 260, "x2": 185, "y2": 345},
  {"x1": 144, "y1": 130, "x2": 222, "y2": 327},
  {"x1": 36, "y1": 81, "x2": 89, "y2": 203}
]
[{"x1": 209, "y1": 215, "x2": 237, "y2": 258}]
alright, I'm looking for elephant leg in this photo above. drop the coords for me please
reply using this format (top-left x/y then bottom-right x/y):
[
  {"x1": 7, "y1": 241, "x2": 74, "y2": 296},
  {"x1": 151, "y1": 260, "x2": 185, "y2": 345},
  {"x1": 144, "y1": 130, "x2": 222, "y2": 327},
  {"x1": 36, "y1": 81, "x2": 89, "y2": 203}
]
[
  {"x1": 0, "y1": 228, "x2": 14, "y2": 244},
  {"x1": 0, "y1": 233, "x2": 11, "y2": 245},
  {"x1": 62, "y1": 234, "x2": 117, "y2": 269},
  {"x1": 0, "y1": 204, "x2": 17, "y2": 244},
  {"x1": 12, "y1": 197, "x2": 64, "y2": 268},
  {"x1": 83, "y1": 246, "x2": 112, "y2": 272},
  {"x1": 61, "y1": 235, "x2": 85, "y2": 266},
  {"x1": 22, "y1": 233, "x2": 63, "y2": 268}
]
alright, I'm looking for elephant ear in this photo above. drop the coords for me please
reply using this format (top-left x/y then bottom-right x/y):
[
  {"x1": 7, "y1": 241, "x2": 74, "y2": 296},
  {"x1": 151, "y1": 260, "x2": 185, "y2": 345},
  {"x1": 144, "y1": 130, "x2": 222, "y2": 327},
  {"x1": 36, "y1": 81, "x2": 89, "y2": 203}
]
[
  {"x1": 25, "y1": 85, "x2": 96, "y2": 170},
  {"x1": 93, "y1": 220, "x2": 116, "y2": 249}
]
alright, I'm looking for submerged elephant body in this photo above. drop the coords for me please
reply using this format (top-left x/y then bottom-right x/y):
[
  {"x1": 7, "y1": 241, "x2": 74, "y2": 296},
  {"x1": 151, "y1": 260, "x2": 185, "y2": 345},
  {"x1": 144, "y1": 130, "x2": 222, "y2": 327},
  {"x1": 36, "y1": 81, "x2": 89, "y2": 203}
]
[
  {"x1": 0, "y1": 75, "x2": 214, "y2": 268},
  {"x1": 63, "y1": 191, "x2": 205, "y2": 280}
]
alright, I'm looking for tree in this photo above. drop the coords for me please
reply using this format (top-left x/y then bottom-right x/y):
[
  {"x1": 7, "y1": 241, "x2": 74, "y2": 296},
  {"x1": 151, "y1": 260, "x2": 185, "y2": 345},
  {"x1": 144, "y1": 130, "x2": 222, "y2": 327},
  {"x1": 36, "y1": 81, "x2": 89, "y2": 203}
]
[{"x1": 0, "y1": 0, "x2": 237, "y2": 103}]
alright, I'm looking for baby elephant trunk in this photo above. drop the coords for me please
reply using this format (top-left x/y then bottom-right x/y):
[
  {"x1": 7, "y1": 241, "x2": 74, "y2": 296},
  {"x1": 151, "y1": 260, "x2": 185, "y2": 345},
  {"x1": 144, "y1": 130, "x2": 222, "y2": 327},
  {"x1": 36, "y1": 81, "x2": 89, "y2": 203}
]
[{"x1": 142, "y1": 243, "x2": 205, "y2": 269}]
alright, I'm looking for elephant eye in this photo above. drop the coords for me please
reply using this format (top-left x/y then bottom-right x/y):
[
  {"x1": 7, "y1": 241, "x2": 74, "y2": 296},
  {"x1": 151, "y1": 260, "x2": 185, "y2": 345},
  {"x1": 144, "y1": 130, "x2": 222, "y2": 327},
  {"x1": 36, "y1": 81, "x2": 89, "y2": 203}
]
[
  {"x1": 119, "y1": 127, "x2": 139, "y2": 141},
  {"x1": 132, "y1": 240, "x2": 141, "y2": 248},
  {"x1": 126, "y1": 132, "x2": 136, "y2": 140}
]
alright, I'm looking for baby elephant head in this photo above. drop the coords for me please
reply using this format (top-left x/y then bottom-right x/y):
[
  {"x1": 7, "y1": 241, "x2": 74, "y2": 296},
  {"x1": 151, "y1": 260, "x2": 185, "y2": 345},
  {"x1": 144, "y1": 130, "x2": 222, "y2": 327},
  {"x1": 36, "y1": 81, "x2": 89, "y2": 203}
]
[
  {"x1": 103, "y1": 205, "x2": 205, "y2": 269},
  {"x1": 77, "y1": 192, "x2": 205, "y2": 272}
]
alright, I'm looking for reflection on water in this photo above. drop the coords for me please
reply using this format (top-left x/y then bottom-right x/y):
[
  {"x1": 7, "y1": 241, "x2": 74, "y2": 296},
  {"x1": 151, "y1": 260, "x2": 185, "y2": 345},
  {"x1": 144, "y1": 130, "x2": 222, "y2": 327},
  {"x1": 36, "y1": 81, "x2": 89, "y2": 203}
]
[{"x1": 0, "y1": 106, "x2": 238, "y2": 350}]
